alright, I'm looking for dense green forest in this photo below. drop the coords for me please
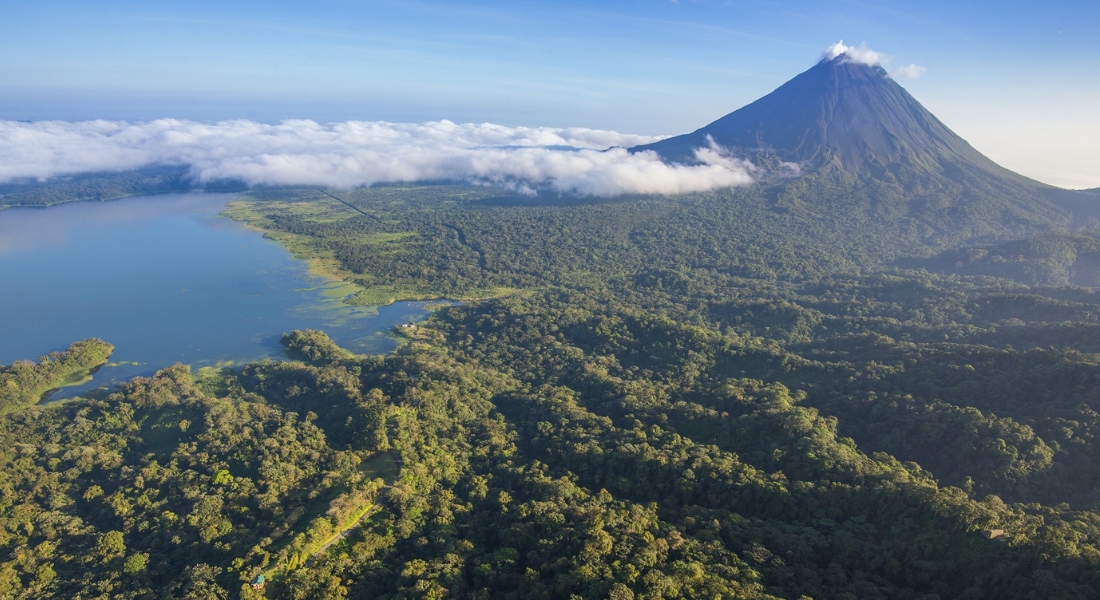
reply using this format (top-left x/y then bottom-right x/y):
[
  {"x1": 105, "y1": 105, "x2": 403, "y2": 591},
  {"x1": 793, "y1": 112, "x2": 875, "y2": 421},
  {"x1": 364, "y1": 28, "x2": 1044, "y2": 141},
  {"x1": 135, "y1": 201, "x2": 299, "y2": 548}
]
[
  {"x1": 0, "y1": 339, "x2": 113, "y2": 414},
  {"x1": 918, "y1": 234, "x2": 1100, "y2": 286},
  {"x1": 5, "y1": 182, "x2": 1100, "y2": 598}
]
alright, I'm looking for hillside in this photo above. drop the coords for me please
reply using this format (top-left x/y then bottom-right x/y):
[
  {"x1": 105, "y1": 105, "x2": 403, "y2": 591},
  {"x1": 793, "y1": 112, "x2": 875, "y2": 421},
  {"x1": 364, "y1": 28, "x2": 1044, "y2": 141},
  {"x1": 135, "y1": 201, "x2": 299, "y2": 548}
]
[
  {"x1": 4, "y1": 196, "x2": 1100, "y2": 596},
  {"x1": 3, "y1": 51, "x2": 1100, "y2": 599},
  {"x1": 914, "y1": 233, "x2": 1100, "y2": 286}
]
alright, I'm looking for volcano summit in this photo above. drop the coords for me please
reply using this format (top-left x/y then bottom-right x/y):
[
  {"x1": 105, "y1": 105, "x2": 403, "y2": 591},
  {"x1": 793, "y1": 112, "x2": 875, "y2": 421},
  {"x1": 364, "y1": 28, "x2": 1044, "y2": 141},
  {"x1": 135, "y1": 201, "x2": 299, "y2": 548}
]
[{"x1": 635, "y1": 53, "x2": 1007, "y2": 176}]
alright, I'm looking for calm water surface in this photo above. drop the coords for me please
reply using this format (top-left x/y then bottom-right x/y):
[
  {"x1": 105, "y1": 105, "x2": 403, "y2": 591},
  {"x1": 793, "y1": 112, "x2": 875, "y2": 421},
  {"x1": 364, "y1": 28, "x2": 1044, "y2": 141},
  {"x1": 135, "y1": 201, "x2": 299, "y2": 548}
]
[{"x1": 0, "y1": 193, "x2": 440, "y2": 399}]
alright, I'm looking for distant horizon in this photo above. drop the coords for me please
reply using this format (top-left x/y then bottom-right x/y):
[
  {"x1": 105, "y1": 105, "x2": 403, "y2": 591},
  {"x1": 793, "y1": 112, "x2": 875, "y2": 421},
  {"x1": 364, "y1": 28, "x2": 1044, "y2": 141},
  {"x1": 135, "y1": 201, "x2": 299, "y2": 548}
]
[{"x1": 3, "y1": 77, "x2": 1095, "y2": 191}]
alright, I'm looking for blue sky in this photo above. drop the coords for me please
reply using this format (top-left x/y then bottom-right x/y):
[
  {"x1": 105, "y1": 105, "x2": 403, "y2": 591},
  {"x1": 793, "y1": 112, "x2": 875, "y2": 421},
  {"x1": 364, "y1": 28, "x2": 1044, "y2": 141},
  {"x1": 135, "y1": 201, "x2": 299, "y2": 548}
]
[{"x1": 2, "y1": 0, "x2": 1098, "y2": 187}]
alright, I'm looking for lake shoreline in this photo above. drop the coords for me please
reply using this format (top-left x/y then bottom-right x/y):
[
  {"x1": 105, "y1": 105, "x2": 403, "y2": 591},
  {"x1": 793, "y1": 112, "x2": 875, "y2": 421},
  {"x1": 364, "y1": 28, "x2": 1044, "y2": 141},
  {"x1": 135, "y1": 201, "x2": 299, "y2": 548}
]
[{"x1": 0, "y1": 193, "x2": 454, "y2": 400}]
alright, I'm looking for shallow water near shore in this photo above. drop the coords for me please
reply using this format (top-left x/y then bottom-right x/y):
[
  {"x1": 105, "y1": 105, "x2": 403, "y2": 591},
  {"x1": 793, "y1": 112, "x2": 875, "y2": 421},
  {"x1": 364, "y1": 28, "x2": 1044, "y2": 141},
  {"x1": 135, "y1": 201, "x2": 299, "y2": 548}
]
[{"x1": 0, "y1": 193, "x2": 440, "y2": 399}]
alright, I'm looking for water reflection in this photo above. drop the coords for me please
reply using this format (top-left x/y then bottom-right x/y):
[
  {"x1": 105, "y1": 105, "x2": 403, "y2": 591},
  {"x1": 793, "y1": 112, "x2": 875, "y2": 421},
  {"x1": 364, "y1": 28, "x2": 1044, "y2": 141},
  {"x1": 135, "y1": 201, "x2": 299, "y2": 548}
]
[{"x1": 0, "y1": 193, "x2": 234, "y2": 256}]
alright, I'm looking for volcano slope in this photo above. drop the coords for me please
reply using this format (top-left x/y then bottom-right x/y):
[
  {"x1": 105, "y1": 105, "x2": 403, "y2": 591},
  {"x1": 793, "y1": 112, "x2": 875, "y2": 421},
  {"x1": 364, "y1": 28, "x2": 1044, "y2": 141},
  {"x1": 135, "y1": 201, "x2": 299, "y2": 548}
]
[
  {"x1": 5, "y1": 55, "x2": 1100, "y2": 599},
  {"x1": 640, "y1": 55, "x2": 1100, "y2": 250}
]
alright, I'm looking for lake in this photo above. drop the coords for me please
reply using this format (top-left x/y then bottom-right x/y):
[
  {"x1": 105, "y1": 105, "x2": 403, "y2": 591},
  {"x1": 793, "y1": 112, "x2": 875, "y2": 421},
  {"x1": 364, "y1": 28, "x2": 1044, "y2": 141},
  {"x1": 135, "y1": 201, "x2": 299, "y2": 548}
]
[{"x1": 0, "y1": 193, "x2": 440, "y2": 399}]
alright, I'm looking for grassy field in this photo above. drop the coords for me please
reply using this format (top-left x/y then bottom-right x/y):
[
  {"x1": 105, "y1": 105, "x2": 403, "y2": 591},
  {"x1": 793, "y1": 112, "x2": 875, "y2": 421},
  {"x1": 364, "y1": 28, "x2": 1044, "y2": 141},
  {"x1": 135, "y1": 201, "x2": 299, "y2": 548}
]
[
  {"x1": 359, "y1": 451, "x2": 400, "y2": 480},
  {"x1": 257, "y1": 451, "x2": 401, "y2": 592},
  {"x1": 223, "y1": 189, "x2": 523, "y2": 307}
]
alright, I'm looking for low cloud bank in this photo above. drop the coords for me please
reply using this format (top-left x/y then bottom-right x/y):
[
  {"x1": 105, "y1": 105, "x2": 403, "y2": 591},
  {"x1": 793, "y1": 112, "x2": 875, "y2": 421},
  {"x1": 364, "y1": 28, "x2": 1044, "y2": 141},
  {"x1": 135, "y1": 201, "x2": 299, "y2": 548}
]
[
  {"x1": 823, "y1": 41, "x2": 926, "y2": 79},
  {"x1": 0, "y1": 119, "x2": 755, "y2": 196}
]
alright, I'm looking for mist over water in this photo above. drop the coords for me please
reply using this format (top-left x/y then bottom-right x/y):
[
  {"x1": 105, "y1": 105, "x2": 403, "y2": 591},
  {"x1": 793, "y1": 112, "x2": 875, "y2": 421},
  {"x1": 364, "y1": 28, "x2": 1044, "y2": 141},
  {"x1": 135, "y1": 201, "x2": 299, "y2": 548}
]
[{"x1": 0, "y1": 193, "x2": 437, "y2": 398}]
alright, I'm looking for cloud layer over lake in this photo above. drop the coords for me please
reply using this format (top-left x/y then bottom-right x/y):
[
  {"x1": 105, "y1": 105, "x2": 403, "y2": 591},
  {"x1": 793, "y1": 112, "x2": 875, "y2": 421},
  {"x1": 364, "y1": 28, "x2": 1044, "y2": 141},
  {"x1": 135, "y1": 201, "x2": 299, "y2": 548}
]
[{"x1": 0, "y1": 119, "x2": 756, "y2": 196}]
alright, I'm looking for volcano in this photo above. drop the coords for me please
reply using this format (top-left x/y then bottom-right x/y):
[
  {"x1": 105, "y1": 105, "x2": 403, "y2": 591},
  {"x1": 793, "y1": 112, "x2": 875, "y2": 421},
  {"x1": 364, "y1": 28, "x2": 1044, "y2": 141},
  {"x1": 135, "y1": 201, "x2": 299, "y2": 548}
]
[
  {"x1": 636, "y1": 54, "x2": 1028, "y2": 181},
  {"x1": 634, "y1": 52, "x2": 1100, "y2": 243}
]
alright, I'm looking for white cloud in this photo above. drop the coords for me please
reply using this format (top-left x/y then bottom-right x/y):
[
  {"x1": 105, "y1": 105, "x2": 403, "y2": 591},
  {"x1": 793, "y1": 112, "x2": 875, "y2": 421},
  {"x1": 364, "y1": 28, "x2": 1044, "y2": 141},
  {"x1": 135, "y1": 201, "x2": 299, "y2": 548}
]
[
  {"x1": 822, "y1": 41, "x2": 927, "y2": 81},
  {"x1": 822, "y1": 40, "x2": 884, "y2": 66},
  {"x1": 890, "y1": 64, "x2": 927, "y2": 79},
  {"x1": 0, "y1": 119, "x2": 755, "y2": 197}
]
